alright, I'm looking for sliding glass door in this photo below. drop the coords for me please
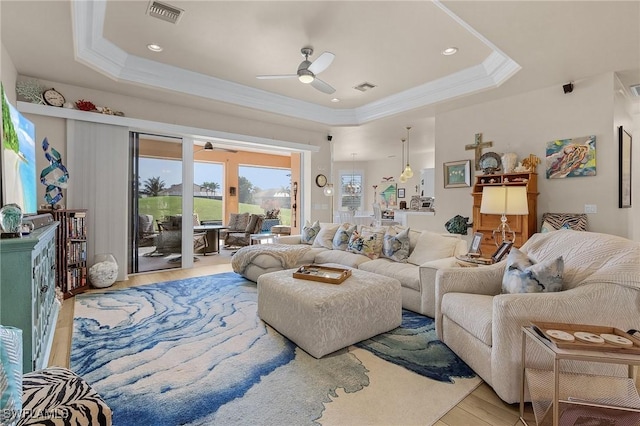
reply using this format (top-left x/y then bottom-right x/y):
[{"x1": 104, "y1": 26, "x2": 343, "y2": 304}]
[{"x1": 129, "y1": 132, "x2": 183, "y2": 273}]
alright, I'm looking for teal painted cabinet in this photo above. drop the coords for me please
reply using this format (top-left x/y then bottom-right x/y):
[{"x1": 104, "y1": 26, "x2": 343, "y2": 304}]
[{"x1": 0, "y1": 223, "x2": 59, "y2": 373}]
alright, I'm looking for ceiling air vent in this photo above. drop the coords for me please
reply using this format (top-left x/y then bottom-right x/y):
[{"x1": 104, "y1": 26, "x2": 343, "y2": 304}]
[
  {"x1": 630, "y1": 84, "x2": 640, "y2": 97},
  {"x1": 147, "y1": 1, "x2": 184, "y2": 24},
  {"x1": 353, "y1": 82, "x2": 377, "y2": 92}
]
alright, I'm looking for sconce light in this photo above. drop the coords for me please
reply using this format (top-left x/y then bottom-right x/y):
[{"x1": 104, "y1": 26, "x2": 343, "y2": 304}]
[{"x1": 229, "y1": 186, "x2": 237, "y2": 196}]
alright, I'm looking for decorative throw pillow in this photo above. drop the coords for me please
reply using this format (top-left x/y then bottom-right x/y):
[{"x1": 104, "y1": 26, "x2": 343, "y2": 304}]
[
  {"x1": 0, "y1": 326, "x2": 22, "y2": 426},
  {"x1": 502, "y1": 247, "x2": 564, "y2": 294},
  {"x1": 312, "y1": 223, "x2": 340, "y2": 249},
  {"x1": 301, "y1": 220, "x2": 321, "y2": 244},
  {"x1": 332, "y1": 223, "x2": 357, "y2": 250},
  {"x1": 540, "y1": 220, "x2": 571, "y2": 233},
  {"x1": 407, "y1": 231, "x2": 460, "y2": 266},
  {"x1": 393, "y1": 225, "x2": 422, "y2": 254},
  {"x1": 382, "y1": 227, "x2": 411, "y2": 262},
  {"x1": 228, "y1": 212, "x2": 250, "y2": 231},
  {"x1": 347, "y1": 226, "x2": 386, "y2": 259}
]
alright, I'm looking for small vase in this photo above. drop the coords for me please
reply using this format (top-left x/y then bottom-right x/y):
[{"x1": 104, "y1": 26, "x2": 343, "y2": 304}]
[
  {"x1": 0, "y1": 203, "x2": 23, "y2": 236},
  {"x1": 89, "y1": 253, "x2": 118, "y2": 288},
  {"x1": 501, "y1": 152, "x2": 518, "y2": 174}
]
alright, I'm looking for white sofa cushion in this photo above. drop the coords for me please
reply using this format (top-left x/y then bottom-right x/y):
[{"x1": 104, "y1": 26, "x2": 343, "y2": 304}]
[
  {"x1": 312, "y1": 223, "x2": 340, "y2": 249},
  {"x1": 358, "y1": 259, "x2": 420, "y2": 291},
  {"x1": 315, "y1": 249, "x2": 371, "y2": 268},
  {"x1": 407, "y1": 231, "x2": 462, "y2": 266},
  {"x1": 441, "y1": 293, "x2": 494, "y2": 346}
]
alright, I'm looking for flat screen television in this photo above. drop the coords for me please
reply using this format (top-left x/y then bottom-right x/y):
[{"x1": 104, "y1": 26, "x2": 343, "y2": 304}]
[{"x1": 1, "y1": 83, "x2": 37, "y2": 214}]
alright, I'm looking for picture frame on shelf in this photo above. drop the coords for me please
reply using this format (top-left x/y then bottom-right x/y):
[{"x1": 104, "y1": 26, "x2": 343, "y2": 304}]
[
  {"x1": 619, "y1": 126, "x2": 632, "y2": 208},
  {"x1": 468, "y1": 232, "x2": 483, "y2": 257},
  {"x1": 397, "y1": 188, "x2": 405, "y2": 198},
  {"x1": 491, "y1": 241, "x2": 513, "y2": 263},
  {"x1": 444, "y1": 160, "x2": 471, "y2": 188}
]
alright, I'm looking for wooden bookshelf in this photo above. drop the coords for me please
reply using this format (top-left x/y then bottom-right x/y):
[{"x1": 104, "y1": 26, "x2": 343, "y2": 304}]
[{"x1": 39, "y1": 209, "x2": 88, "y2": 298}]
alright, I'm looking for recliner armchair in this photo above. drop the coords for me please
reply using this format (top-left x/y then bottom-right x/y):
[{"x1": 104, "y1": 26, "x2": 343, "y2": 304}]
[{"x1": 433, "y1": 230, "x2": 640, "y2": 403}]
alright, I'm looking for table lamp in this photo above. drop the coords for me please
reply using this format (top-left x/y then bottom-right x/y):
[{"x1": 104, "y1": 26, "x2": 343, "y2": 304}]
[{"x1": 480, "y1": 186, "x2": 529, "y2": 246}]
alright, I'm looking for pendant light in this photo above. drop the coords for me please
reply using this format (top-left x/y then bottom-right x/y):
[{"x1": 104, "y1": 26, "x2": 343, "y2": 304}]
[
  {"x1": 399, "y1": 138, "x2": 407, "y2": 183},
  {"x1": 403, "y1": 126, "x2": 414, "y2": 179},
  {"x1": 324, "y1": 136, "x2": 334, "y2": 196}
]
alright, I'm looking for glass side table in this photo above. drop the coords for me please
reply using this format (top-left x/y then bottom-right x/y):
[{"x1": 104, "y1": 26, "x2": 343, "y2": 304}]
[{"x1": 520, "y1": 326, "x2": 640, "y2": 426}]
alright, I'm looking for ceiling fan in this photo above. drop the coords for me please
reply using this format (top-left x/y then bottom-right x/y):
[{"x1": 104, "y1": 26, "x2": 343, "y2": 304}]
[
  {"x1": 195, "y1": 141, "x2": 238, "y2": 153},
  {"x1": 257, "y1": 47, "x2": 336, "y2": 94}
]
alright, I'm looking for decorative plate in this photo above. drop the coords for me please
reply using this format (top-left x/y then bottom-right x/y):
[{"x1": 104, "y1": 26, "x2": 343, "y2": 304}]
[{"x1": 479, "y1": 152, "x2": 502, "y2": 174}]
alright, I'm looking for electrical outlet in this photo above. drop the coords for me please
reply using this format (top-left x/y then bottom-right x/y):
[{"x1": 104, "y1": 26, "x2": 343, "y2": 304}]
[{"x1": 584, "y1": 204, "x2": 597, "y2": 214}]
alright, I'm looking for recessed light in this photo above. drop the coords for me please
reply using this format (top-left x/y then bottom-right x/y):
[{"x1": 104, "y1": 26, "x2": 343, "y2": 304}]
[
  {"x1": 147, "y1": 44, "x2": 163, "y2": 52},
  {"x1": 442, "y1": 47, "x2": 458, "y2": 56},
  {"x1": 331, "y1": 98, "x2": 340, "y2": 103}
]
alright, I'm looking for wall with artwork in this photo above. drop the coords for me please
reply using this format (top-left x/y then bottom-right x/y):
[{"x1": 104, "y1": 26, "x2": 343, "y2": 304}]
[{"x1": 435, "y1": 71, "x2": 636, "y2": 239}]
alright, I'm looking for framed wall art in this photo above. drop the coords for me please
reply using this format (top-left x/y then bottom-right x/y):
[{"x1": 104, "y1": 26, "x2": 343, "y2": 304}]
[
  {"x1": 619, "y1": 126, "x2": 632, "y2": 208},
  {"x1": 397, "y1": 188, "x2": 405, "y2": 198},
  {"x1": 443, "y1": 160, "x2": 471, "y2": 188},
  {"x1": 545, "y1": 135, "x2": 596, "y2": 179}
]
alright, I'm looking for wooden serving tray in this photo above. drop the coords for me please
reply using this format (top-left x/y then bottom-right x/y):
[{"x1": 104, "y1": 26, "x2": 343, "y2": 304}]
[
  {"x1": 531, "y1": 321, "x2": 640, "y2": 355},
  {"x1": 293, "y1": 265, "x2": 352, "y2": 284}
]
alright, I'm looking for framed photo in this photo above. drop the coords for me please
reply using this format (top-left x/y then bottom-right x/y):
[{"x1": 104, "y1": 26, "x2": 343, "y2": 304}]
[
  {"x1": 444, "y1": 160, "x2": 471, "y2": 188},
  {"x1": 468, "y1": 232, "x2": 483, "y2": 257},
  {"x1": 397, "y1": 188, "x2": 405, "y2": 198},
  {"x1": 619, "y1": 126, "x2": 632, "y2": 208},
  {"x1": 491, "y1": 241, "x2": 513, "y2": 263}
]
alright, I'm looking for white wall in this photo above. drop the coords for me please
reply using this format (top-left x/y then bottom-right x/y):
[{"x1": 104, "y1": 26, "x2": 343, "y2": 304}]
[
  {"x1": 435, "y1": 72, "x2": 636, "y2": 240},
  {"x1": 1, "y1": 42, "x2": 17, "y2": 104}
]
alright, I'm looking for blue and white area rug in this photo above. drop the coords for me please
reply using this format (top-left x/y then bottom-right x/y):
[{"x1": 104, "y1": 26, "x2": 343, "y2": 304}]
[{"x1": 71, "y1": 272, "x2": 480, "y2": 426}]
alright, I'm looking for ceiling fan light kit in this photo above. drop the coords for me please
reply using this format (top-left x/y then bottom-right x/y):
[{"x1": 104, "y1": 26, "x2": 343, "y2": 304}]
[{"x1": 257, "y1": 46, "x2": 336, "y2": 94}]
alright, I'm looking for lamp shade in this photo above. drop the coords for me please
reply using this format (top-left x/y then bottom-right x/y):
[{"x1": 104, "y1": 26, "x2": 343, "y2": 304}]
[{"x1": 480, "y1": 186, "x2": 528, "y2": 215}]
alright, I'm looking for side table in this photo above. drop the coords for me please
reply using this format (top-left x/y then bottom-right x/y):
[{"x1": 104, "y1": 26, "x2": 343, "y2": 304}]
[
  {"x1": 250, "y1": 233, "x2": 275, "y2": 245},
  {"x1": 520, "y1": 326, "x2": 640, "y2": 426}
]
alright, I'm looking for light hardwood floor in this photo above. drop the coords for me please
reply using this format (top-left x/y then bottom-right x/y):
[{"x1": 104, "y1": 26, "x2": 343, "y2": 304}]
[{"x1": 50, "y1": 251, "x2": 638, "y2": 426}]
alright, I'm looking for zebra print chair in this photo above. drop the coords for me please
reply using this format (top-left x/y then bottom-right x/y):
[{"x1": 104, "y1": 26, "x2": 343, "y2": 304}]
[{"x1": 1, "y1": 326, "x2": 112, "y2": 426}]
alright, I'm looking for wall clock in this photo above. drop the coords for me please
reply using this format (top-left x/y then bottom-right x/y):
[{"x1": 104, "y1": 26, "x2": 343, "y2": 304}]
[
  {"x1": 42, "y1": 88, "x2": 65, "y2": 107},
  {"x1": 315, "y1": 174, "x2": 327, "y2": 187}
]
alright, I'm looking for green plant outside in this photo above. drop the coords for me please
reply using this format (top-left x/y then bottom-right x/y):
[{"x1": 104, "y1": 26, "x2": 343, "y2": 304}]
[{"x1": 139, "y1": 196, "x2": 290, "y2": 230}]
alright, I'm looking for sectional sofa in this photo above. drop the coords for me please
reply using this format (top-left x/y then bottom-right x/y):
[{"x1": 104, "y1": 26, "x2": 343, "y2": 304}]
[{"x1": 232, "y1": 222, "x2": 468, "y2": 317}]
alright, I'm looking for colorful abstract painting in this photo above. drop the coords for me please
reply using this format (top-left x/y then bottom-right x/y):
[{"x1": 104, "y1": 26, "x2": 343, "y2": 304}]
[
  {"x1": 545, "y1": 135, "x2": 596, "y2": 179},
  {"x1": 378, "y1": 182, "x2": 397, "y2": 208}
]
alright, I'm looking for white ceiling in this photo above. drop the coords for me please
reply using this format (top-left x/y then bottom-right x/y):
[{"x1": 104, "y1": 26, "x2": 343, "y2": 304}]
[{"x1": 2, "y1": 1, "x2": 639, "y2": 161}]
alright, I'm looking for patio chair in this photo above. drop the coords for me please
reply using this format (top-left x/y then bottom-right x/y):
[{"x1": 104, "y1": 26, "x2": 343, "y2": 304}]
[{"x1": 224, "y1": 214, "x2": 264, "y2": 248}]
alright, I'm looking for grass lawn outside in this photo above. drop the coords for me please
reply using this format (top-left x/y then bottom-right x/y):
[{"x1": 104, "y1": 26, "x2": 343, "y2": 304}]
[{"x1": 139, "y1": 196, "x2": 291, "y2": 230}]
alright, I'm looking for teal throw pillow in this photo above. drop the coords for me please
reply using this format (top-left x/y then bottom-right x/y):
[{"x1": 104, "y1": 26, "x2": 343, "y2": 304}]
[
  {"x1": 301, "y1": 220, "x2": 321, "y2": 245},
  {"x1": 502, "y1": 247, "x2": 564, "y2": 294},
  {"x1": 0, "y1": 326, "x2": 22, "y2": 426},
  {"x1": 332, "y1": 224, "x2": 356, "y2": 250},
  {"x1": 382, "y1": 227, "x2": 410, "y2": 262}
]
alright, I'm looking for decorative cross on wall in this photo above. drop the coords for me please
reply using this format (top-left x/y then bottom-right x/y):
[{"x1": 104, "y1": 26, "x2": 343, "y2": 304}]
[{"x1": 465, "y1": 133, "x2": 493, "y2": 171}]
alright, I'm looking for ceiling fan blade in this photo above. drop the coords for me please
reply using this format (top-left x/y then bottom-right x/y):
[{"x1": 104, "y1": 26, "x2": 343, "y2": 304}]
[
  {"x1": 213, "y1": 146, "x2": 238, "y2": 153},
  {"x1": 311, "y1": 78, "x2": 335, "y2": 94},
  {"x1": 256, "y1": 74, "x2": 298, "y2": 80},
  {"x1": 308, "y1": 51, "x2": 334, "y2": 75}
]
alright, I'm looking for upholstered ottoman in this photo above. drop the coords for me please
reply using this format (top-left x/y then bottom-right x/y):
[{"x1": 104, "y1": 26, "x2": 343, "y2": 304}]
[{"x1": 257, "y1": 267, "x2": 402, "y2": 358}]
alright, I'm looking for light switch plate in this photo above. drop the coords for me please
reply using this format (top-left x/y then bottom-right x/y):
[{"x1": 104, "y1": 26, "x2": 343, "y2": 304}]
[{"x1": 584, "y1": 204, "x2": 597, "y2": 214}]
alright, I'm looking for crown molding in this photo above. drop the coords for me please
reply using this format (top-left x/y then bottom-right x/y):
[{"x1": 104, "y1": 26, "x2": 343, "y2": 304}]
[
  {"x1": 18, "y1": 101, "x2": 319, "y2": 154},
  {"x1": 72, "y1": 0, "x2": 520, "y2": 126}
]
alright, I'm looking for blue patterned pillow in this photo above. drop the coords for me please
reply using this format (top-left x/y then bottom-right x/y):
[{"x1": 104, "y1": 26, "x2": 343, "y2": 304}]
[
  {"x1": 300, "y1": 220, "x2": 321, "y2": 245},
  {"x1": 502, "y1": 247, "x2": 564, "y2": 294},
  {"x1": 0, "y1": 326, "x2": 22, "y2": 426},
  {"x1": 382, "y1": 227, "x2": 410, "y2": 262},
  {"x1": 332, "y1": 223, "x2": 356, "y2": 250}
]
